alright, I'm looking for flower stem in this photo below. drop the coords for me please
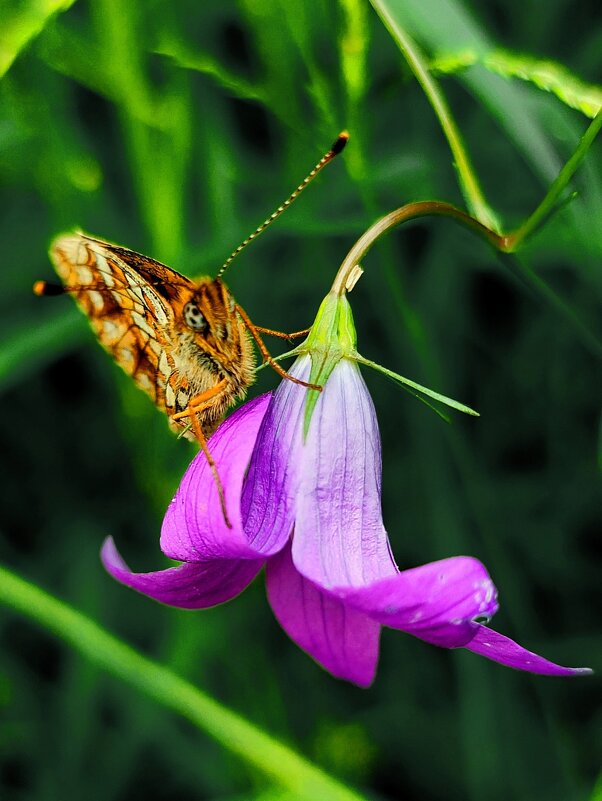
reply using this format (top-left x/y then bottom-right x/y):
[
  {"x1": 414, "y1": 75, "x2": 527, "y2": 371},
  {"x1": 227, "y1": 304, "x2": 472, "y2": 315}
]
[
  {"x1": 0, "y1": 563, "x2": 369, "y2": 801},
  {"x1": 333, "y1": 104, "x2": 602, "y2": 294},
  {"x1": 331, "y1": 200, "x2": 507, "y2": 295},
  {"x1": 330, "y1": 109, "x2": 602, "y2": 359},
  {"x1": 369, "y1": 0, "x2": 497, "y2": 230}
]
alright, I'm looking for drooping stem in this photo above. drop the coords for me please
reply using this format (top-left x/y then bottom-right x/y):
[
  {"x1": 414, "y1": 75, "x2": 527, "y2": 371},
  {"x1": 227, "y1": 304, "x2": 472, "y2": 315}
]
[
  {"x1": 330, "y1": 193, "x2": 602, "y2": 358},
  {"x1": 331, "y1": 200, "x2": 507, "y2": 295}
]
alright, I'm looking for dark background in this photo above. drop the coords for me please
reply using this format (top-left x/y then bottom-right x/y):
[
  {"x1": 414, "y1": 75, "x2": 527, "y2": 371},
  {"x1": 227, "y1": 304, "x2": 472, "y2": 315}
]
[{"x1": 1, "y1": 1, "x2": 600, "y2": 799}]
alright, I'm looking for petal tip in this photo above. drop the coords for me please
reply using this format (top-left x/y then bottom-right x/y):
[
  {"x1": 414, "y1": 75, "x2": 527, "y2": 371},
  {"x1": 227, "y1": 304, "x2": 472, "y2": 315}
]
[
  {"x1": 100, "y1": 536, "x2": 123, "y2": 571},
  {"x1": 464, "y1": 626, "x2": 593, "y2": 677}
]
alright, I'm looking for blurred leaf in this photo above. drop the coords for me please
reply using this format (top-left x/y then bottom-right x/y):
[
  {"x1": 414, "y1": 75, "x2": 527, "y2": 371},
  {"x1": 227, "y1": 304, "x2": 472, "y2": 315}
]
[
  {"x1": 155, "y1": 39, "x2": 265, "y2": 103},
  {"x1": 0, "y1": 563, "x2": 371, "y2": 801},
  {"x1": 369, "y1": 0, "x2": 562, "y2": 180},
  {"x1": 0, "y1": 309, "x2": 84, "y2": 393},
  {"x1": 590, "y1": 770, "x2": 602, "y2": 801},
  {"x1": 0, "y1": 0, "x2": 78, "y2": 78},
  {"x1": 431, "y1": 47, "x2": 602, "y2": 118},
  {"x1": 37, "y1": 22, "x2": 166, "y2": 129}
]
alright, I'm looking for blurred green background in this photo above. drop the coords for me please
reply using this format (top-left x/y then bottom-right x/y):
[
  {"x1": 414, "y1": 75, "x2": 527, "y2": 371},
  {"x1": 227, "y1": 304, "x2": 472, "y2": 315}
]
[{"x1": 1, "y1": 1, "x2": 600, "y2": 799}]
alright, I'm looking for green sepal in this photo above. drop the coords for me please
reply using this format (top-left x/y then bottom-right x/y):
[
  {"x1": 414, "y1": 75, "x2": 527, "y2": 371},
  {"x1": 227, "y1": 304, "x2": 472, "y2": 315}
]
[
  {"x1": 354, "y1": 354, "x2": 480, "y2": 418},
  {"x1": 301, "y1": 292, "x2": 357, "y2": 438}
]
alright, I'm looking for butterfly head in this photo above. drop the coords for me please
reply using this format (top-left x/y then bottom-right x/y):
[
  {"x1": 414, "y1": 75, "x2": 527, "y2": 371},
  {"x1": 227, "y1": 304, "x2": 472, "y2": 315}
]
[{"x1": 179, "y1": 278, "x2": 238, "y2": 350}]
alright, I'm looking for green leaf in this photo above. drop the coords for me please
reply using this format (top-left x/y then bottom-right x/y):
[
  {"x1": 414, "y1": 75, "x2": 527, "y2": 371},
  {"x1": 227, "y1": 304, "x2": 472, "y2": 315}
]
[
  {"x1": 155, "y1": 40, "x2": 266, "y2": 103},
  {"x1": 0, "y1": 0, "x2": 78, "y2": 79},
  {"x1": 431, "y1": 47, "x2": 602, "y2": 118},
  {"x1": 371, "y1": 0, "x2": 561, "y2": 181}
]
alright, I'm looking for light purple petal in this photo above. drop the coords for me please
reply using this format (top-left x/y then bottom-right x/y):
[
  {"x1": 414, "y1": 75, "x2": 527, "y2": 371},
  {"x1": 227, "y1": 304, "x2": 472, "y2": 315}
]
[
  {"x1": 161, "y1": 393, "x2": 283, "y2": 562},
  {"x1": 339, "y1": 556, "x2": 498, "y2": 647},
  {"x1": 240, "y1": 355, "x2": 311, "y2": 553},
  {"x1": 266, "y1": 544, "x2": 381, "y2": 687},
  {"x1": 463, "y1": 626, "x2": 593, "y2": 676},
  {"x1": 101, "y1": 537, "x2": 263, "y2": 609},
  {"x1": 292, "y1": 359, "x2": 398, "y2": 589}
]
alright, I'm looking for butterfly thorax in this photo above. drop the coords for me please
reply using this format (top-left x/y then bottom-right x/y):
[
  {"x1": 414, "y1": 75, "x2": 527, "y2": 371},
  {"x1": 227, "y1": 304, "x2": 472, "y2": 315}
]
[{"x1": 169, "y1": 279, "x2": 255, "y2": 434}]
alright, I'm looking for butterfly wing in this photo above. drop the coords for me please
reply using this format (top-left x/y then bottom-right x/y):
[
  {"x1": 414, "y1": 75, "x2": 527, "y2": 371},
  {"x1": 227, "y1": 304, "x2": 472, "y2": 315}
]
[{"x1": 50, "y1": 233, "x2": 192, "y2": 413}]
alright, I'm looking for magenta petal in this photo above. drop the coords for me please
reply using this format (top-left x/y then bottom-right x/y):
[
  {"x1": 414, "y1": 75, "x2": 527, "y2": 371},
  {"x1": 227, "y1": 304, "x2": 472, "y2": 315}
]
[
  {"x1": 340, "y1": 556, "x2": 498, "y2": 647},
  {"x1": 266, "y1": 544, "x2": 381, "y2": 688},
  {"x1": 464, "y1": 626, "x2": 593, "y2": 676},
  {"x1": 293, "y1": 359, "x2": 397, "y2": 589},
  {"x1": 161, "y1": 394, "x2": 277, "y2": 562},
  {"x1": 101, "y1": 537, "x2": 263, "y2": 609}
]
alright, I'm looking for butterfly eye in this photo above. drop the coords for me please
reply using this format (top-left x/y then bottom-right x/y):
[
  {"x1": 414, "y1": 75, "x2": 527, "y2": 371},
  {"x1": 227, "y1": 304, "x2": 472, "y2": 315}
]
[{"x1": 183, "y1": 302, "x2": 207, "y2": 332}]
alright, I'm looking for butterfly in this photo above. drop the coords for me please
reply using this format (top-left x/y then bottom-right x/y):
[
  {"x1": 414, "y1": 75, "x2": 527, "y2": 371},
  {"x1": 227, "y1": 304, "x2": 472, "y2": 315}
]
[
  {"x1": 34, "y1": 132, "x2": 348, "y2": 523},
  {"x1": 45, "y1": 233, "x2": 256, "y2": 441}
]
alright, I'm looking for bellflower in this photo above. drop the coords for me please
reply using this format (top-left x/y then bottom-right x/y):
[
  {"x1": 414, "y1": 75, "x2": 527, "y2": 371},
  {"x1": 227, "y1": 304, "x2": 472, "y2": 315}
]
[{"x1": 102, "y1": 286, "x2": 590, "y2": 687}]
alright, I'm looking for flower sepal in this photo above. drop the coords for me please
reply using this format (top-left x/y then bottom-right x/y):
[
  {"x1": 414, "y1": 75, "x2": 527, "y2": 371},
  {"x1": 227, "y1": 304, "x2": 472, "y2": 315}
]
[
  {"x1": 293, "y1": 290, "x2": 358, "y2": 435},
  {"x1": 354, "y1": 353, "x2": 480, "y2": 421}
]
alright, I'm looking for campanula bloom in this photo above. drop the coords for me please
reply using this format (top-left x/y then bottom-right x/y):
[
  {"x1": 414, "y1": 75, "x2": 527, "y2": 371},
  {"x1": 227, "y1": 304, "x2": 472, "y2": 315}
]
[{"x1": 102, "y1": 289, "x2": 590, "y2": 686}]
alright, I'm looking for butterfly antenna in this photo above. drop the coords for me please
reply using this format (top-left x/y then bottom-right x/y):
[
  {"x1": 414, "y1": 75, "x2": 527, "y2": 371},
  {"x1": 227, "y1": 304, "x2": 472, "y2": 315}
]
[
  {"x1": 34, "y1": 280, "x2": 126, "y2": 295},
  {"x1": 216, "y1": 131, "x2": 349, "y2": 279},
  {"x1": 34, "y1": 279, "x2": 188, "y2": 296}
]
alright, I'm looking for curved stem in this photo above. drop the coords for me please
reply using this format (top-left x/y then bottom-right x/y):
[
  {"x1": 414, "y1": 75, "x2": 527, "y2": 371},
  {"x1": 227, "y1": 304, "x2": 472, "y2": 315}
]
[
  {"x1": 0, "y1": 563, "x2": 368, "y2": 801},
  {"x1": 331, "y1": 200, "x2": 508, "y2": 294},
  {"x1": 330, "y1": 199, "x2": 602, "y2": 358}
]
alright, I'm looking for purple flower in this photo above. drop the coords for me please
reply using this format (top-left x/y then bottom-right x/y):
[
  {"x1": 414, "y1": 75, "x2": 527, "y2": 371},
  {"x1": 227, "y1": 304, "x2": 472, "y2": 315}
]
[{"x1": 102, "y1": 320, "x2": 590, "y2": 685}]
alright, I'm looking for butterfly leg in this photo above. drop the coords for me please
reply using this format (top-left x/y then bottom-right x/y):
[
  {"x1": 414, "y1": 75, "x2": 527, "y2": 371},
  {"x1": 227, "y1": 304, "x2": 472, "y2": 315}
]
[
  {"x1": 171, "y1": 379, "x2": 229, "y2": 421},
  {"x1": 171, "y1": 380, "x2": 232, "y2": 528},
  {"x1": 252, "y1": 325, "x2": 311, "y2": 341},
  {"x1": 235, "y1": 304, "x2": 322, "y2": 391}
]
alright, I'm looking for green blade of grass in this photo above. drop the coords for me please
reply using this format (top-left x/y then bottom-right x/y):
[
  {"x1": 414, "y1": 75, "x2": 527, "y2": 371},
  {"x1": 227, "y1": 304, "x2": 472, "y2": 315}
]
[
  {"x1": 0, "y1": 0, "x2": 78, "y2": 79},
  {"x1": 0, "y1": 562, "x2": 370, "y2": 801}
]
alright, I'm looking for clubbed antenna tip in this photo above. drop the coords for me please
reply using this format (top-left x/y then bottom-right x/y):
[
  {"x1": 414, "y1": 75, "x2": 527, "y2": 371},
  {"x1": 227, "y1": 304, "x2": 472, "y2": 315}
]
[
  {"x1": 33, "y1": 280, "x2": 65, "y2": 296},
  {"x1": 331, "y1": 131, "x2": 349, "y2": 155}
]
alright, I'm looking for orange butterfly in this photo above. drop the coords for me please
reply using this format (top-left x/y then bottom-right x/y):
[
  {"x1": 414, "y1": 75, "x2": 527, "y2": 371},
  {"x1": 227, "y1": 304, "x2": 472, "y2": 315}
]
[
  {"x1": 45, "y1": 233, "x2": 256, "y2": 440},
  {"x1": 35, "y1": 133, "x2": 348, "y2": 523}
]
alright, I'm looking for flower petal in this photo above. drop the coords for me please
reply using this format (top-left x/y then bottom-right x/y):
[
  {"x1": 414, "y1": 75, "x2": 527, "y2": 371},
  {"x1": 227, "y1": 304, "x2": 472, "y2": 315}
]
[
  {"x1": 161, "y1": 393, "x2": 278, "y2": 562},
  {"x1": 266, "y1": 544, "x2": 381, "y2": 688},
  {"x1": 101, "y1": 536, "x2": 263, "y2": 609},
  {"x1": 240, "y1": 355, "x2": 311, "y2": 553},
  {"x1": 339, "y1": 556, "x2": 498, "y2": 647},
  {"x1": 292, "y1": 359, "x2": 398, "y2": 589},
  {"x1": 463, "y1": 626, "x2": 593, "y2": 676}
]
